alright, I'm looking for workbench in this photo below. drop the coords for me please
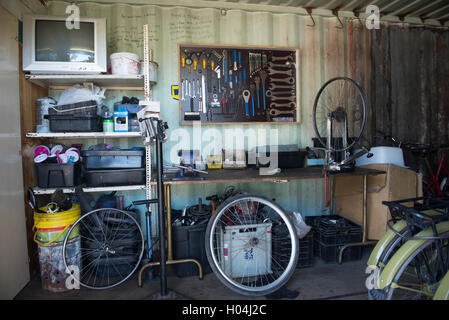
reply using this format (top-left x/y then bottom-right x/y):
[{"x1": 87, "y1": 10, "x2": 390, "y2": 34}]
[{"x1": 158, "y1": 166, "x2": 385, "y2": 266}]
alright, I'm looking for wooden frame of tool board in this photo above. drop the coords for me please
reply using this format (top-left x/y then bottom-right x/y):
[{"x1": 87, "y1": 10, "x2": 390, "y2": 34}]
[{"x1": 178, "y1": 43, "x2": 301, "y2": 125}]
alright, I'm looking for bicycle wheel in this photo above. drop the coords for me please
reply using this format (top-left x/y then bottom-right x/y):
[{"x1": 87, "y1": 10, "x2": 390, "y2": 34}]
[
  {"x1": 205, "y1": 194, "x2": 299, "y2": 296},
  {"x1": 313, "y1": 77, "x2": 367, "y2": 152},
  {"x1": 384, "y1": 232, "x2": 449, "y2": 300},
  {"x1": 62, "y1": 208, "x2": 144, "y2": 290}
]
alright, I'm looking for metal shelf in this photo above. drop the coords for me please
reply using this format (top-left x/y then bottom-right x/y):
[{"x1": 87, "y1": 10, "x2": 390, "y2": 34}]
[
  {"x1": 26, "y1": 132, "x2": 142, "y2": 139},
  {"x1": 32, "y1": 185, "x2": 146, "y2": 195},
  {"x1": 24, "y1": 74, "x2": 155, "y2": 90}
]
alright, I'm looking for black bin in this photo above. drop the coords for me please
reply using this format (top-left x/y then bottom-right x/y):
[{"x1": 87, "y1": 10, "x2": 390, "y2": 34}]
[
  {"x1": 172, "y1": 223, "x2": 212, "y2": 277},
  {"x1": 306, "y1": 215, "x2": 362, "y2": 263},
  {"x1": 36, "y1": 162, "x2": 80, "y2": 188}
]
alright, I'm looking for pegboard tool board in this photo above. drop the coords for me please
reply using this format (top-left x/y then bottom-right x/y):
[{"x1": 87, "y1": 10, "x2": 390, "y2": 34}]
[{"x1": 178, "y1": 43, "x2": 300, "y2": 125}]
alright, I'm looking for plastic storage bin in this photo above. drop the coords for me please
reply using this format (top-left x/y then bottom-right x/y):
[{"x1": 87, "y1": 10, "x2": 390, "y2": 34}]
[
  {"x1": 81, "y1": 150, "x2": 145, "y2": 169},
  {"x1": 297, "y1": 231, "x2": 314, "y2": 268},
  {"x1": 83, "y1": 168, "x2": 145, "y2": 187},
  {"x1": 172, "y1": 223, "x2": 212, "y2": 277},
  {"x1": 47, "y1": 114, "x2": 102, "y2": 132},
  {"x1": 48, "y1": 100, "x2": 97, "y2": 116},
  {"x1": 306, "y1": 215, "x2": 362, "y2": 263},
  {"x1": 36, "y1": 162, "x2": 80, "y2": 188}
]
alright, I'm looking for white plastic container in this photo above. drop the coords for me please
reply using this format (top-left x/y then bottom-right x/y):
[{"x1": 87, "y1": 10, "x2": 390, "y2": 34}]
[
  {"x1": 355, "y1": 146, "x2": 406, "y2": 168},
  {"x1": 110, "y1": 52, "x2": 140, "y2": 75}
]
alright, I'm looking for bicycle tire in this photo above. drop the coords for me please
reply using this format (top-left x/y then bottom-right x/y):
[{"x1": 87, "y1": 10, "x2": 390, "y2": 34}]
[
  {"x1": 205, "y1": 194, "x2": 299, "y2": 296},
  {"x1": 62, "y1": 208, "x2": 145, "y2": 290},
  {"x1": 312, "y1": 77, "x2": 367, "y2": 153}
]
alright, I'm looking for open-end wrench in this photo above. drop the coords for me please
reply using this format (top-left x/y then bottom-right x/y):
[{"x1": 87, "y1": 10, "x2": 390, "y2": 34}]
[
  {"x1": 270, "y1": 101, "x2": 296, "y2": 109},
  {"x1": 271, "y1": 55, "x2": 293, "y2": 62},
  {"x1": 242, "y1": 90, "x2": 250, "y2": 116},
  {"x1": 259, "y1": 70, "x2": 267, "y2": 110},
  {"x1": 268, "y1": 68, "x2": 293, "y2": 76},
  {"x1": 269, "y1": 108, "x2": 296, "y2": 117},
  {"x1": 269, "y1": 83, "x2": 295, "y2": 91},
  {"x1": 268, "y1": 61, "x2": 293, "y2": 69},
  {"x1": 192, "y1": 80, "x2": 196, "y2": 98},
  {"x1": 266, "y1": 90, "x2": 295, "y2": 97},
  {"x1": 270, "y1": 95, "x2": 296, "y2": 102},
  {"x1": 270, "y1": 77, "x2": 295, "y2": 85}
]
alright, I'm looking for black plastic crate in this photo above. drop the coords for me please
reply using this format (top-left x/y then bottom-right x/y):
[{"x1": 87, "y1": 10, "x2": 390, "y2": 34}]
[
  {"x1": 48, "y1": 100, "x2": 97, "y2": 116},
  {"x1": 306, "y1": 215, "x2": 362, "y2": 263},
  {"x1": 172, "y1": 222, "x2": 212, "y2": 277},
  {"x1": 83, "y1": 168, "x2": 145, "y2": 187},
  {"x1": 297, "y1": 231, "x2": 314, "y2": 268},
  {"x1": 36, "y1": 162, "x2": 80, "y2": 188},
  {"x1": 47, "y1": 114, "x2": 102, "y2": 132},
  {"x1": 81, "y1": 150, "x2": 145, "y2": 169},
  {"x1": 314, "y1": 240, "x2": 362, "y2": 263}
]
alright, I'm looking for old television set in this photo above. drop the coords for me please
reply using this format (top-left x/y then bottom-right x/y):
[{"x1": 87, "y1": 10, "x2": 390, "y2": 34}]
[{"x1": 22, "y1": 15, "x2": 107, "y2": 74}]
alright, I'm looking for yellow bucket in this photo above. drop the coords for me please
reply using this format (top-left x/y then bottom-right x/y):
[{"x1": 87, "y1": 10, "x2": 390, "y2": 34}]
[{"x1": 33, "y1": 204, "x2": 81, "y2": 247}]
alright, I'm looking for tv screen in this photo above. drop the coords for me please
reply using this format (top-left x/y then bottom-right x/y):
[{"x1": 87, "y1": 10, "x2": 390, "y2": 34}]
[{"x1": 35, "y1": 20, "x2": 95, "y2": 63}]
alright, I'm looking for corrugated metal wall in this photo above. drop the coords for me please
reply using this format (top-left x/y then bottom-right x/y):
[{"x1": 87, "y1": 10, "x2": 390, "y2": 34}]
[{"x1": 48, "y1": 1, "x2": 449, "y2": 216}]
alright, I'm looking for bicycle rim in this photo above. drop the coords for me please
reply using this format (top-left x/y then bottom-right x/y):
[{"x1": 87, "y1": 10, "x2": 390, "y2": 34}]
[
  {"x1": 313, "y1": 77, "x2": 367, "y2": 152},
  {"x1": 386, "y1": 234, "x2": 449, "y2": 300},
  {"x1": 62, "y1": 208, "x2": 144, "y2": 290},
  {"x1": 205, "y1": 195, "x2": 299, "y2": 296}
]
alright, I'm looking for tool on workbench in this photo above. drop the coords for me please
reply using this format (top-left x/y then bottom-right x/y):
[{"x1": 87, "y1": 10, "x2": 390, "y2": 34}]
[
  {"x1": 250, "y1": 84, "x2": 256, "y2": 117},
  {"x1": 242, "y1": 89, "x2": 250, "y2": 117},
  {"x1": 222, "y1": 149, "x2": 246, "y2": 169},
  {"x1": 206, "y1": 155, "x2": 222, "y2": 170},
  {"x1": 177, "y1": 150, "x2": 202, "y2": 176},
  {"x1": 184, "y1": 97, "x2": 200, "y2": 121},
  {"x1": 259, "y1": 70, "x2": 267, "y2": 110}
]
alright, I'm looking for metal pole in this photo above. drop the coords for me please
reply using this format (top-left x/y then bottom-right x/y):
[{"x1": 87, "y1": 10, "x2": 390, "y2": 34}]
[
  {"x1": 362, "y1": 174, "x2": 367, "y2": 243},
  {"x1": 156, "y1": 139, "x2": 167, "y2": 296}
]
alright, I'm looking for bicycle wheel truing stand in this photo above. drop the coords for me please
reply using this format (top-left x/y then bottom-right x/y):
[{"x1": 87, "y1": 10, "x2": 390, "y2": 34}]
[{"x1": 135, "y1": 117, "x2": 203, "y2": 296}]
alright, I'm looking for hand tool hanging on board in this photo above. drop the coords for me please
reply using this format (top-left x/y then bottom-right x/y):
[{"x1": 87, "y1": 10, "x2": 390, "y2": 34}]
[
  {"x1": 201, "y1": 75, "x2": 207, "y2": 114},
  {"x1": 271, "y1": 54, "x2": 293, "y2": 62},
  {"x1": 254, "y1": 76, "x2": 261, "y2": 110},
  {"x1": 233, "y1": 50, "x2": 237, "y2": 71},
  {"x1": 223, "y1": 49, "x2": 228, "y2": 84},
  {"x1": 184, "y1": 96, "x2": 200, "y2": 121},
  {"x1": 250, "y1": 84, "x2": 256, "y2": 117},
  {"x1": 214, "y1": 65, "x2": 221, "y2": 93},
  {"x1": 270, "y1": 101, "x2": 296, "y2": 109},
  {"x1": 259, "y1": 70, "x2": 267, "y2": 110},
  {"x1": 269, "y1": 108, "x2": 296, "y2": 117},
  {"x1": 242, "y1": 90, "x2": 250, "y2": 117},
  {"x1": 229, "y1": 70, "x2": 233, "y2": 89}
]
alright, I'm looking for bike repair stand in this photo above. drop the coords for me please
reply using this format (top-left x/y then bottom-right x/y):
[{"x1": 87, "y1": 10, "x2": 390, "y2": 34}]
[{"x1": 136, "y1": 116, "x2": 203, "y2": 299}]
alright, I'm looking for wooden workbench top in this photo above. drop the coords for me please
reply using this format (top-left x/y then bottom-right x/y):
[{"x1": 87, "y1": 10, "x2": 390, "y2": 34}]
[{"x1": 155, "y1": 167, "x2": 386, "y2": 185}]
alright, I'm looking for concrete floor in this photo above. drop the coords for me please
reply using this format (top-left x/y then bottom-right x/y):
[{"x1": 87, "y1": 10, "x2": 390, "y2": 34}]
[{"x1": 14, "y1": 249, "x2": 372, "y2": 300}]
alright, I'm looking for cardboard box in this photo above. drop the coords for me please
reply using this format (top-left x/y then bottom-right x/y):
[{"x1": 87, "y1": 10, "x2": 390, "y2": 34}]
[{"x1": 334, "y1": 164, "x2": 422, "y2": 240}]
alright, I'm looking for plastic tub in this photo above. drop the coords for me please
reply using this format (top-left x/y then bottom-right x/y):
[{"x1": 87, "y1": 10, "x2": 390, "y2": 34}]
[
  {"x1": 355, "y1": 146, "x2": 405, "y2": 168},
  {"x1": 36, "y1": 162, "x2": 80, "y2": 188},
  {"x1": 47, "y1": 114, "x2": 102, "y2": 132},
  {"x1": 110, "y1": 52, "x2": 140, "y2": 75},
  {"x1": 81, "y1": 149, "x2": 145, "y2": 169},
  {"x1": 84, "y1": 168, "x2": 145, "y2": 187}
]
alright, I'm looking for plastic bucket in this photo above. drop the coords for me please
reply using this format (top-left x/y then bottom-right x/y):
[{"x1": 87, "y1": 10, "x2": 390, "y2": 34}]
[
  {"x1": 33, "y1": 204, "x2": 81, "y2": 246},
  {"x1": 355, "y1": 146, "x2": 406, "y2": 168},
  {"x1": 110, "y1": 52, "x2": 140, "y2": 75}
]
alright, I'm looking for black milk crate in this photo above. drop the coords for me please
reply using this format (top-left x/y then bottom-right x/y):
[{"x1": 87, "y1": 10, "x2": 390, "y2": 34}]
[
  {"x1": 297, "y1": 230, "x2": 314, "y2": 268},
  {"x1": 306, "y1": 215, "x2": 362, "y2": 263}
]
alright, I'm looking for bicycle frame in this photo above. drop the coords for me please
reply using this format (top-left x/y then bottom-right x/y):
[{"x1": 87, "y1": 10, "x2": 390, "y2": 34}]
[
  {"x1": 424, "y1": 157, "x2": 449, "y2": 195},
  {"x1": 434, "y1": 271, "x2": 449, "y2": 300},
  {"x1": 376, "y1": 221, "x2": 449, "y2": 292}
]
